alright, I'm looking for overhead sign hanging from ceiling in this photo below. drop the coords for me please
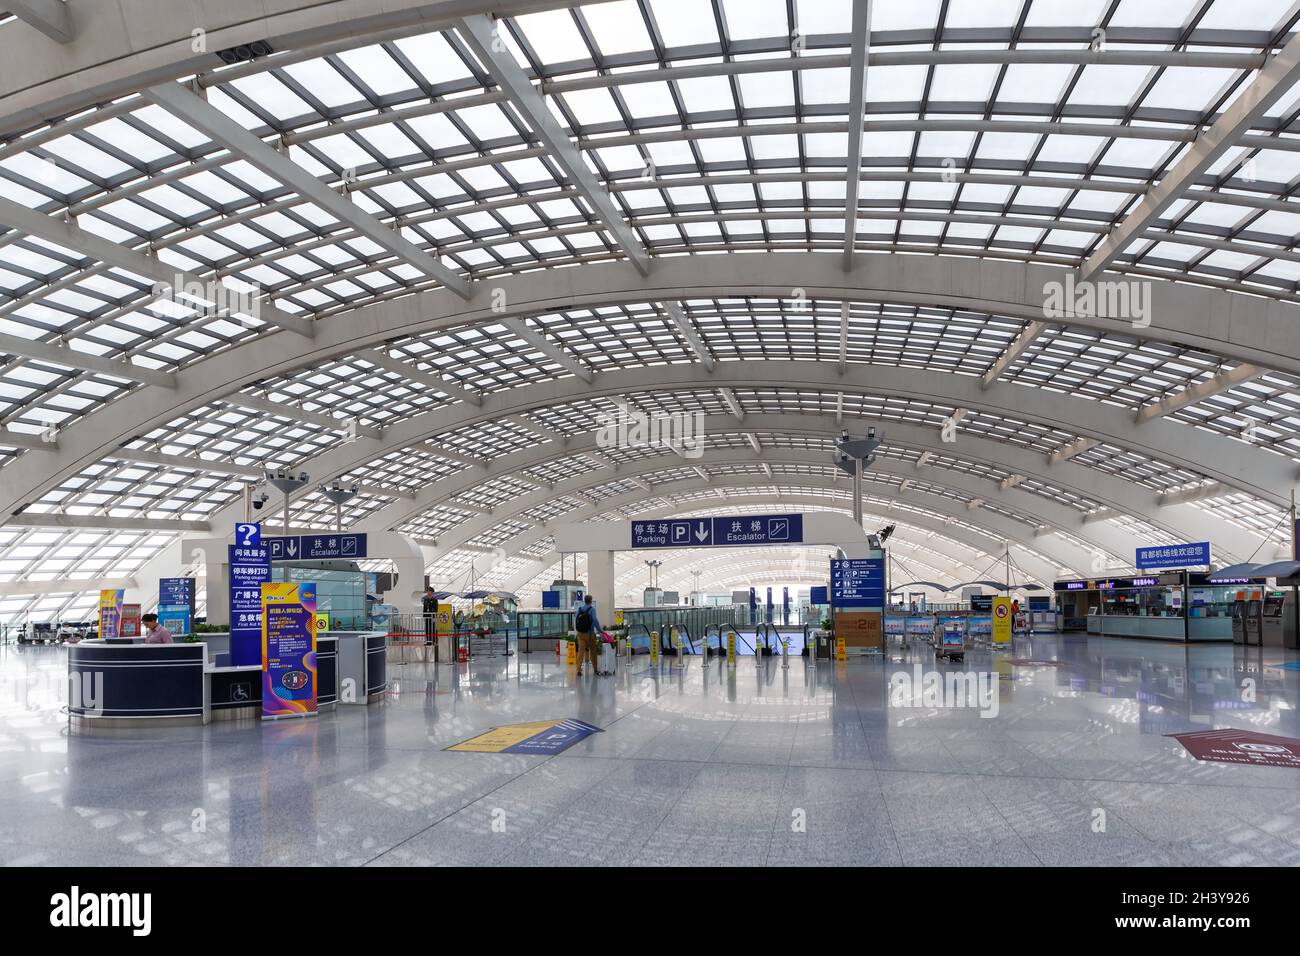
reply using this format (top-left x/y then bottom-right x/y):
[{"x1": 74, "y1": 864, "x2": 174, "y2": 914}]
[
  {"x1": 1136, "y1": 541, "x2": 1210, "y2": 570},
  {"x1": 263, "y1": 533, "x2": 368, "y2": 561},
  {"x1": 630, "y1": 513, "x2": 804, "y2": 549}
]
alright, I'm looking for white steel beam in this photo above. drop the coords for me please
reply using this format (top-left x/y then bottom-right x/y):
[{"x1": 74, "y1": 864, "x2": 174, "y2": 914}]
[
  {"x1": 838, "y1": 303, "x2": 850, "y2": 373},
  {"x1": 144, "y1": 82, "x2": 473, "y2": 299},
  {"x1": 455, "y1": 14, "x2": 651, "y2": 276},
  {"x1": 719, "y1": 387, "x2": 745, "y2": 421},
  {"x1": 0, "y1": 195, "x2": 314, "y2": 338},
  {"x1": 0, "y1": 331, "x2": 175, "y2": 388},
  {"x1": 842, "y1": 0, "x2": 872, "y2": 268},
  {"x1": 362, "y1": 349, "x2": 482, "y2": 406},
  {"x1": 231, "y1": 394, "x2": 382, "y2": 440},
  {"x1": 417, "y1": 443, "x2": 486, "y2": 469},
  {"x1": 4, "y1": 513, "x2": 210, "y2": 532},
  {"x1": 108, "y1": 448, "x2": 262, "y2": 479},
  {"x1": 501, "y1": 318, "x2": 594, "y2": 383},
  {"x1": 1135, "y1": 364, "x2": 1264, "y2": 422},
  {"x1": 982, "y1": 320, "x2": 1045, "y2": 388},
  {"x1": 1081, "y1": 31, "x2": 1300, "y2": 281},
  {"x1": 664, "y1": 302, "x2": 714, "y2": 370},
  {"x1": 6, "y1": 1, "x2": 73, "y2": 43},
  {"x1": 1049, "y1": 437, "x2": 1101, "y2": 465}
]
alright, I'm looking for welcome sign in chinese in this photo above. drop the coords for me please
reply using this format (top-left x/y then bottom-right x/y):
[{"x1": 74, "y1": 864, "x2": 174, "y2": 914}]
[{"x1": 1136, "y1": 542, "x2": 1210, "y2": 570}]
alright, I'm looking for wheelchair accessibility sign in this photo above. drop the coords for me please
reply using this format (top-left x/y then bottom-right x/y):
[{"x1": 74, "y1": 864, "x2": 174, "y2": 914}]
[{"x1": 446, "y1": 718, "x2": 603, "y2": 754}]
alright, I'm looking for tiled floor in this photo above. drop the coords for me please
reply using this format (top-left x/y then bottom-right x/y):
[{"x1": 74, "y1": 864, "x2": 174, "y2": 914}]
[{"x1": 2, "y1": 634, "x2": 1299, "y2": 866}]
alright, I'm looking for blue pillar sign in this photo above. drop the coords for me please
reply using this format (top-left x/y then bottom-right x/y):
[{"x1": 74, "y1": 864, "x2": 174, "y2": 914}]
[
  {"x1": 831, "y1": 558, "x2": 885, "y2": 607},
  {"x1": 229, "y1": 543, "x2": 270, "y2": 666}
]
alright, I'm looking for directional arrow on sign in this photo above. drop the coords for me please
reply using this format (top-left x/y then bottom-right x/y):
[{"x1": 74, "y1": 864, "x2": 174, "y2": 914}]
[
  {"x1": 286, "y1": 539, "x2": 298, "y2": 558},
  {"x1": 695, "y1": 521, "x2": 710, "y2": 542}
]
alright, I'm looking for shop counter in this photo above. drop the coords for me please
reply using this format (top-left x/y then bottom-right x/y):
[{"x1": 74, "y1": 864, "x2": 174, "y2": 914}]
[
  {"x1": 68, "y1": 633, "x2": 352, "y2": 727},
  {"x1": 1087, "y1": 614, "x2": 1229, "y2": 642}
]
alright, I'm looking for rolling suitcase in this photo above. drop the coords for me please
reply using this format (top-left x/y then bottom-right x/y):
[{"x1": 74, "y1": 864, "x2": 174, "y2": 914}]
[{"x1": 597, "y1": 642, "x2": 616, "y2": 676}]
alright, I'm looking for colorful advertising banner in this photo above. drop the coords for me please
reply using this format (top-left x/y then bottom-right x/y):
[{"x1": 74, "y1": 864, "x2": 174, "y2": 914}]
[
  {"x1": 229, "y1": 543, "x2": 271, "y2": 666},
  {"x1": 120, "y1": 604, "x2": 142, "y2": 637},
  {"x1": 98, "y1": 589, "x2": 124, "y2": 639},
  {"x1": 261, "y1": 582, "x2": 317, "y2": 720},
  {"x1": 157, "y1": 577, "x2": 195, "y2": 636},
  {"x1": 992, "y1": 596, "x2": 1013, "y2": 645}
]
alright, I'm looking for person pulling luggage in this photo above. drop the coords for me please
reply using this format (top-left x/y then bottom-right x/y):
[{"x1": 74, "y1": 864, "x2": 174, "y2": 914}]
[{"x1": 573, "y1": 594, "x2": 602, "y2": 676}]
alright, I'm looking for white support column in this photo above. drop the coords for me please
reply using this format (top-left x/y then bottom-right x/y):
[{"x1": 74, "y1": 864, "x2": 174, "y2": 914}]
[{"x1": 587, "y1": 550, "x2": 615, "y2": 622}]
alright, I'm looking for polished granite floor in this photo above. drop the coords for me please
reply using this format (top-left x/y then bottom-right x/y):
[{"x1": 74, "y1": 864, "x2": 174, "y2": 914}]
[{"x1": 1, "y1": 634, "x2": 1299, "y2": 867}]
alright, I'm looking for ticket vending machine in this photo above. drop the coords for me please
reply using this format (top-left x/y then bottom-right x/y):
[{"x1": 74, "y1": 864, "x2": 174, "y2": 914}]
[
  {"x1": 1231, "y1": 597, "x2": 1249, "y2": 644},
  {"x1": 1262, "y1": 591, "x2": 1286, "y2": 647},
  {"x1": 1245, "y1": 592, "x2": 1264, "y2": 646}
]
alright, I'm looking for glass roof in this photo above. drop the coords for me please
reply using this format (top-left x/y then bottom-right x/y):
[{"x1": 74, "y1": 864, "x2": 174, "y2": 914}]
[{"x1": 2, "y1": 0, "x2": 1299, "y2": 620}]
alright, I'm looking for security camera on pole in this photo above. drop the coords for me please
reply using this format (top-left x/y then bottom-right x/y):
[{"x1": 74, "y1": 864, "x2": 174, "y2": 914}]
[
  {"x1": 265, "y1": 468, "x2": 310, "y2": 536},
  {"x1": 832, "y1": 426, "x2": 881, "y2": 527},
  {"x1": 319, "y1": 480, "x2": 359, "y2": 532}
]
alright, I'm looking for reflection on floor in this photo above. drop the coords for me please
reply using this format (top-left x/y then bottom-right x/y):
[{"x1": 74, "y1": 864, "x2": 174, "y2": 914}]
[{"x1": 1, "y1": 634, "x2": 1299, "y2": 867}]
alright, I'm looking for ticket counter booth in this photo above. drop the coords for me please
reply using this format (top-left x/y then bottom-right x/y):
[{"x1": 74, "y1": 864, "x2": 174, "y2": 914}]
[{"x1": 1056, "y1": 573, "x2": 1233, "y2": 642}]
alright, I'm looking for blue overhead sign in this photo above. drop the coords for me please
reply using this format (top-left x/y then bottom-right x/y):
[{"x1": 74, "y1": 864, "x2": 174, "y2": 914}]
[
  {"x1": 630, "y1": 514, "x2": 804, "y2": 549},
  {"x1": 831, "y1": 558, "x2": 885, "y2": 608},
  {"x1": 264, "y1": 533, "x2": 368, "y2": 561},
  {"x1": 1136, "y1": 541, "x2": 1210, "y2": 570},
  {"x1": 234, "y1": 522, "x2": 261, "y2": 548}
]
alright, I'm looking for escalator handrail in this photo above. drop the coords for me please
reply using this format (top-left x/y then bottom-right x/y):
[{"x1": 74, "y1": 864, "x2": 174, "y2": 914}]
[
  {"x1": 677, "y1": 623, "x2": 697, "y2": 654},
  {"x1": 626, "y1": 623, "x2": 653, "y2": 653},
  {"x1": 721, "y1": 624, "x2": 754, "y2": 655}
]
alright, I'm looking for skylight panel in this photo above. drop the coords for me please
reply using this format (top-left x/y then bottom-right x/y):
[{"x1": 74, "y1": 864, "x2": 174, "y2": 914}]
[
  {"x1": 648, "y1": 0, "x2": 719, "y2": 47},
  {"x1": 1023, "y1": 0, "x2": 1110, "y2": 26},
  {"x1": 1068, "y1": 65, "x2": 1156, "y2": 107},
  {"x1": 515, "y1": 9, "x2": 592, "y2": 63},
  {"x1": 229, "y1": 75, "x2": 312, "y2": 122},
  {"x1": 338, "y1": 46, "x2": 419, "y2": 97},
  {"x1": 581, "y1": 1, "x2": 654, "y2": 56},
  {"x1": 722, "y1": 0, "x2": 787, "y2": 40},
  {"x1": 1109, "y1": 0, "x2": 1201, "y2": 28},
  {"x1": 615, "y1": 79, "x2": 678, "y2": 118},
  {"x1": 738, "y1": 71, "x2": 795, "y2": 108}
]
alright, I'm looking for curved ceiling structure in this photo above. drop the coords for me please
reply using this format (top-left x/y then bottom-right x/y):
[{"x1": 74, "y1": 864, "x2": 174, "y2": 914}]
[{"x1": 3, "y1": 0, "x2": 1300, "y2": 623}]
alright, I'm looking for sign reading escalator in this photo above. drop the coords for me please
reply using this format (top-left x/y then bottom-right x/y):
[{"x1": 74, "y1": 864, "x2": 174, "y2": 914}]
[{"x1": 630, "y1": 513, "x2": 803, "y2": 549}]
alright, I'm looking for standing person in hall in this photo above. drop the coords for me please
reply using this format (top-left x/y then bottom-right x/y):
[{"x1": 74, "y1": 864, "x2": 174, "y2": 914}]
[
  {"x1": 141, "y1": 613, "x2": 174, "y2": 645},
  {"x1": 422, "y1": 587, "x2": 437, "y2": 646},
  {"x1": 573, "y1": 594, "x2": 602, "y2": 676}
]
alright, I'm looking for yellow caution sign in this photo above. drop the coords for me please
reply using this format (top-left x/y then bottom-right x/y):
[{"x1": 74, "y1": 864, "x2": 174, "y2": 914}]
[
  {"x1": 836, "y1": 638, "x2": 847, "y2": 661},
  {"x1": 614, "y1": 609, "x2": 624, "y2": 626},
  {"x1": 992, "y1": 597, "x2": 1012, "y2": 645},
  {"x1": 435, "y1": 602, "x2": 452, "y2": 633},
  {"x1": 726, "y1": 631, "x2": 736, "y2": 666},
  {"x1": 566, "y1": 639, "x2": 576, "y2": 665},
  {"x1": 650, "y1": 630, "x2": 660, "y2": 664},
  {"x1": 314, "y1": 612, "x2": 330, "y2": 634}
]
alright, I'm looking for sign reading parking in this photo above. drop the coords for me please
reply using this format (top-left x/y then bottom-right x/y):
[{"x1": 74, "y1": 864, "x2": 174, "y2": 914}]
[
  {"x1": 630, "y1": 513, "x2": 803, "y2": 549},
  {"x1": 830, "y1": 558, "x2": 885, "y2": 607},
  {"x1": 263, "y1": 534, "x2": 368, "y2": 561}
]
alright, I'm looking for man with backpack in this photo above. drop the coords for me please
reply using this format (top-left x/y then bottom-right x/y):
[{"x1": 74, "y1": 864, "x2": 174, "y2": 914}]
[{"x1": 573, "y1": 594, "x2": 602, "y2": 676}]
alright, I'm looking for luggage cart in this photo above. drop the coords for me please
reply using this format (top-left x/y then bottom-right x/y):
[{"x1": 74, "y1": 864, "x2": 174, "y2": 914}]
[{"x1": 935, "y1": 621, "x2": 965, "y2": 662}]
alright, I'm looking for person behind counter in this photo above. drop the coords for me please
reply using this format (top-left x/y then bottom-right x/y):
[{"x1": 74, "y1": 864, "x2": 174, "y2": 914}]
[{"x1": 141, "y1": 613, "x2": 174, "y2": 644}]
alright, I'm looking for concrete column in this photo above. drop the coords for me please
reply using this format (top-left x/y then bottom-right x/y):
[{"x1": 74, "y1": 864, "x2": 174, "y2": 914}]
[
  {"x1": 586, "y1": 550, "x2": 615, "y2": 622},
  {"x1": 206, "y1": 559, "x2": 230, "y2": 625}
]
